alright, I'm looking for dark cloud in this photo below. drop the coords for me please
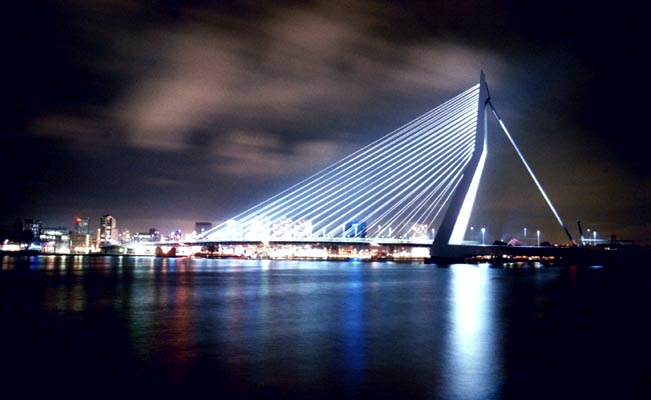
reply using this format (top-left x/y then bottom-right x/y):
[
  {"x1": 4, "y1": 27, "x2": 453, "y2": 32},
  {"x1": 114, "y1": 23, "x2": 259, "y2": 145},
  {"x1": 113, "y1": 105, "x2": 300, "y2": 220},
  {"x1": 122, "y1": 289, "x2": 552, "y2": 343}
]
[{"x1": 2, "y1": 0, "x2": 648, "y2": 242}]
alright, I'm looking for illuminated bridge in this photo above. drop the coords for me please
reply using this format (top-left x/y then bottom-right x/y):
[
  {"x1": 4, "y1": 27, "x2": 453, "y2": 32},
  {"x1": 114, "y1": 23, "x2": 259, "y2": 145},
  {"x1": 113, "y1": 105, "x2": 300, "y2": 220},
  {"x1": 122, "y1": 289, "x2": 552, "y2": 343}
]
[{"x1": 123, "y1": 72, "x2": 577, "y2": 260}]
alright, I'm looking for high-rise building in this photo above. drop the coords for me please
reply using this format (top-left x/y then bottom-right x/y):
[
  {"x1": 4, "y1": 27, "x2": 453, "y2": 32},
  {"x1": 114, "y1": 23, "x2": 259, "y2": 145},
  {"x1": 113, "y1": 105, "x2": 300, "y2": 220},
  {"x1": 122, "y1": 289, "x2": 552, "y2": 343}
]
[
  {"x1": 75, "y1": 217, "x2": 90, "y2": 234},
  {"x1": 195, "y1": 222, "x2": 213, "y2": 235},
  {"x1": 99, "y1": 215, "x2": 117, "y2": 246}
]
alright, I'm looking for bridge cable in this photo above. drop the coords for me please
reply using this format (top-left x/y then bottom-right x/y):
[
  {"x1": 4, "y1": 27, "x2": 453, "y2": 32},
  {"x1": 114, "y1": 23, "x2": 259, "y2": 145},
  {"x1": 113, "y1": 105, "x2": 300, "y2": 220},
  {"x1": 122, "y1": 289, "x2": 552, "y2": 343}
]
[{"x1": 485, "y1": 98, "x2": 576, "y2": 245}]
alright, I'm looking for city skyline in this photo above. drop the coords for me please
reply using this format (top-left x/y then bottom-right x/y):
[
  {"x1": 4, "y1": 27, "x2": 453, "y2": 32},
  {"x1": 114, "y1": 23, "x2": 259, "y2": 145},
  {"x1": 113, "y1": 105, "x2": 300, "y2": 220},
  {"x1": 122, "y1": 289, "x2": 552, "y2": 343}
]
[{"x1": 2, "y1": 1, "x2": 648, "y2": 243}]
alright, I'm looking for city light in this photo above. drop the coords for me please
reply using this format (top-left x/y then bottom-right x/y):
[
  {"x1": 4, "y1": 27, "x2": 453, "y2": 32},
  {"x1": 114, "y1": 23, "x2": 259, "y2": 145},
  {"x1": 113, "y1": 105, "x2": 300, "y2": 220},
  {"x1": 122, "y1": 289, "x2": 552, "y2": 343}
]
[{"x1": 1, "y1": 74, "x2": 624, "y2": 258}]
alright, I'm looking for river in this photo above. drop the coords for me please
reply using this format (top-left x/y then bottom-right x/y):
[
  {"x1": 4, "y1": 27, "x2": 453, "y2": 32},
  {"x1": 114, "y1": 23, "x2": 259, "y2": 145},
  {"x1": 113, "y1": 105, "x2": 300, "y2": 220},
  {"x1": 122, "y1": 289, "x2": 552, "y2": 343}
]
[{"x1": 1, "y1": 255, "x2": 649, "y2": 399}]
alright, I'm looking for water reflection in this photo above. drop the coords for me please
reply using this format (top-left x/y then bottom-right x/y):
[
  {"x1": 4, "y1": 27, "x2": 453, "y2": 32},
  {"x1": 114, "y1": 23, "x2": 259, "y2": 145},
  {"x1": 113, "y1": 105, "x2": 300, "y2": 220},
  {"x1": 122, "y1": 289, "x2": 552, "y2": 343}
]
[
  {"x1": 126, "y1": 258, "x2": 199, "y2": 382},
  {"x1": 445, "y1": 264, "x2": 501, "y2": 399},
  {"x1": 3, "y1": 256, "x2": 642, "y2": 399},
  {"x1": 343, "y1": 266, "x2": 365, "y2": 387}
]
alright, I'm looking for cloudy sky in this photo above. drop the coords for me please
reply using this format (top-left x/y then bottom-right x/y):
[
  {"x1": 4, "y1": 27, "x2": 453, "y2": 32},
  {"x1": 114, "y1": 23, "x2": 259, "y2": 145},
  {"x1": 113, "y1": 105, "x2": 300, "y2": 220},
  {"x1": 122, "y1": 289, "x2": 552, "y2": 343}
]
[{"x1": 2, "y1": 0, "x2": 648, "y2": 242}]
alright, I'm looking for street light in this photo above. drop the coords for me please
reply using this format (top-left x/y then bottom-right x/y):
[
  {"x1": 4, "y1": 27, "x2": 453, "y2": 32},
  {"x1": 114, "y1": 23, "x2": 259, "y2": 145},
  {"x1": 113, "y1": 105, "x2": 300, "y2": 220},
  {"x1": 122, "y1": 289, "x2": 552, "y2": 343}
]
[
  {"x1": 536, "y1": 229, "x2": 541, "y2": 246},
  {"x1": 470, "y1": 226, "x2": 474, "y2": 241},
  {"x1": 523, "y1": 227, "x2": 527, "y2": 240},
  {"x1": 593, "y1": 230, "x2": 597, "y2": 245},
  {"x1": 481, "y1": 227, "x2": 486, "y2": 245}
]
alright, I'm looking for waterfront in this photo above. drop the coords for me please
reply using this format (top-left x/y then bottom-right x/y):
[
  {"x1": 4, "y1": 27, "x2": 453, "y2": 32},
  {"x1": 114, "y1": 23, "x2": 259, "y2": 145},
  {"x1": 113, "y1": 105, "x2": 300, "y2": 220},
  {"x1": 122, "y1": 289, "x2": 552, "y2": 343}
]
[{"x1": 1, "y1": 256, "x2": 649, "y2": 399}]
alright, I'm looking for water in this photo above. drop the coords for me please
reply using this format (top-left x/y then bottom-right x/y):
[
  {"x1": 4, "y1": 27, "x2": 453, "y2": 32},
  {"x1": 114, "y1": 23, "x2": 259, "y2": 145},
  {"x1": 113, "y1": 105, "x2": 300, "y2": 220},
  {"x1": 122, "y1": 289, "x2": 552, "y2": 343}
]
[{"x1": 1, "y1": 256, "x2": 649, "y2": 399}]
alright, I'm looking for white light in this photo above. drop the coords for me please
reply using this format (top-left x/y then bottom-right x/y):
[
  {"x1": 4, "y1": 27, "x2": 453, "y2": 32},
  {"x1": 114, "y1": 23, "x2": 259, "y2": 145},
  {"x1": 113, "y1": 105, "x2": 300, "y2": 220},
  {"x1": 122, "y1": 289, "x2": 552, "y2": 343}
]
[
  {"x1": 204, "y1": 86, "x2": 480, "y2": 239},
  {"x1": 449, "y1": 147, "x2": 487, "y2": 245},
  {"x1": 199, "y1": 83, "x2": 486, "y2": 243}
]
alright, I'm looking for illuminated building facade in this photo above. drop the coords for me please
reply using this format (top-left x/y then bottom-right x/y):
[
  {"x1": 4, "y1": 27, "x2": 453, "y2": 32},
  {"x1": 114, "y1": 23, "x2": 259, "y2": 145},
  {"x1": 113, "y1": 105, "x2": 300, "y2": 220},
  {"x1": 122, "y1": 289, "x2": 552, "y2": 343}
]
[
  {"x1": 149, "y1": 228, "x2": 161, "y2": 242},
  {"x1": 134, "y1": 232, "x2": 152, "y2": 242},
  {"x1": 70, "y1": 233, "x2": 90, "y2": 253},
  {"x1": 40, "y1": 227, "x2": 70, "y2": 253},
  {"x1": 75, "y1": 217, "x2": 90, "y2": 234},
  {"x1": 119, "y1": 229, "x2": 131, "y2": 243},
  {"x1": 345, "y1": 221, "x2": 367, "y2": 238},
  {"x1": 99, "y1": 215, "x2": 117, "y2": 246}
]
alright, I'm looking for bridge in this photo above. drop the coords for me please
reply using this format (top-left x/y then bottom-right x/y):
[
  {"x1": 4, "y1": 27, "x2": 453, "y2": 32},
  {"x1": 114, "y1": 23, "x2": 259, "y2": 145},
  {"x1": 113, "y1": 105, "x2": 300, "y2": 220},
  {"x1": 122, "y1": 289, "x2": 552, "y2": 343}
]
[{"x1": 116, "y1": 72, "x2": 578, "y2": 261}]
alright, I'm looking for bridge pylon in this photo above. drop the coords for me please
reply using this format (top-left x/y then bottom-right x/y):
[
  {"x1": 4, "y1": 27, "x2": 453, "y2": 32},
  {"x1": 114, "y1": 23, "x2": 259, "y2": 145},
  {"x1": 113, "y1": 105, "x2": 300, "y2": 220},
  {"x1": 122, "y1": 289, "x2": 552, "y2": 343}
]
[
  {"x1": 430, "y1": 71, "x2": 576, "y2": 261},
  {"x1": 431, "y1": 71, "x2": 489, "y2": 258}
]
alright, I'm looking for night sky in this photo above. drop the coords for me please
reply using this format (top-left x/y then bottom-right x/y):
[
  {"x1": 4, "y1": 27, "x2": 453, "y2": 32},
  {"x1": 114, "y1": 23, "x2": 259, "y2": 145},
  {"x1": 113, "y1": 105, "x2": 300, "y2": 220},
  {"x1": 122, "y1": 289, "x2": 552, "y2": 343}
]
[{"x1": 2, "y1": 1, "x2": 648, "y2": 243}]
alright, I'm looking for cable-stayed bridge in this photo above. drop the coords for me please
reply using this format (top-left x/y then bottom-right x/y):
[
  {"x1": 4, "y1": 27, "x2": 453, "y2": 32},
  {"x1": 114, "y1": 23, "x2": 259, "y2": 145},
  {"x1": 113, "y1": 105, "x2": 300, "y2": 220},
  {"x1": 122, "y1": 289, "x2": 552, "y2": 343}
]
[
  {"x1": 200, "y1": 83, "x2": 481, "y2": 246},
  {"x1": 116, "y1": 72, "x2": 576, "y2": 260}
]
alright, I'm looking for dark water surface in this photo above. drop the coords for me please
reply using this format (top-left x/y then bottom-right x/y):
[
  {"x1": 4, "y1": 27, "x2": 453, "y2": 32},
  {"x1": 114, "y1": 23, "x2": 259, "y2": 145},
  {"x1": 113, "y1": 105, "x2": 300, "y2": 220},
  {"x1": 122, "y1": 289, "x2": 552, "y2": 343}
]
[{"x1": 1, "y1": 256, "x2": 650, "y2": 399}]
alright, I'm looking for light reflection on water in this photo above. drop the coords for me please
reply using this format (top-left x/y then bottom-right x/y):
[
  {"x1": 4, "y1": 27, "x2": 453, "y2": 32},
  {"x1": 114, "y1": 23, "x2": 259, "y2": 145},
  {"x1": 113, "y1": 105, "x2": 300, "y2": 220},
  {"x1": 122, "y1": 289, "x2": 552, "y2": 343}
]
[
  {"x1": 446, "y1": 264, "x2": 499, "y2": 399},
  {"x1": 1, "y1": 255, "x2": 648, "y2": 399}
]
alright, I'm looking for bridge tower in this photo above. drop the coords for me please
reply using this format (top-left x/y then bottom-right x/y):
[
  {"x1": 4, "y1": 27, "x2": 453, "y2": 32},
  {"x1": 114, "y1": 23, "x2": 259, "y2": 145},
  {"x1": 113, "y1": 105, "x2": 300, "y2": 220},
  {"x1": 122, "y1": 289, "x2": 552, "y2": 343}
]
[{"x1": 431, "y1": 71, "x2": 489, "y2": 257}]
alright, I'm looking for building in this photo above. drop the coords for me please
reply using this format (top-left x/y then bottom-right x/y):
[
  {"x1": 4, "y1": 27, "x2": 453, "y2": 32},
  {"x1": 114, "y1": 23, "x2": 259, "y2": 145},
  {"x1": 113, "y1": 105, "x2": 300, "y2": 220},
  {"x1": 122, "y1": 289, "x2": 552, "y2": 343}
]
[
  {"x1": 70, "y1": 233, "x2": 91, "y2": 253},
  {"x1": 195, "y1": 222, "x2": 213, "y2": 235},
  {"x1": 99, "y1": 215, "x2": 117, "y2": 246},
  {"x1": 134, "y1": 232, "x2": 152, "y2": 242},
  {"x1": 271, "y1": 218, "x2": 293, "y2": 238},
  {"x1": 13, "y1": 218, "x2": 42, "y2": 244},
  {"x1": 75, "y1": 217, "x2": 90, "y2": 234},
  {"x1": 40, "y1": 227, "x2": 70, "y2": 253},
  {"x1": 345, "y1": 221, "x2": 367, "y2": 238},
  {"x1": 149, "y1": 228, "x2": 161, "y2": 242},
  {"x1": 293, "y1": 219, "x2": 312, "y2": 238},
  {"x1": 168, "y1": 230, "x2": 183, "y2": 241},
  {"x1": 119, "y1": 229, "x2": 131, "y2": 243},
  {"x1": 409, "y1": 223, "x2": 429, "y2": 239}
]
